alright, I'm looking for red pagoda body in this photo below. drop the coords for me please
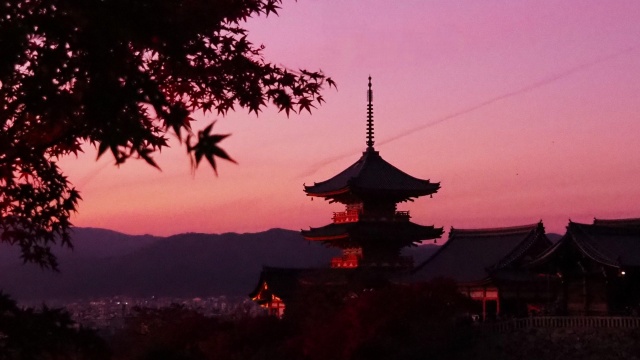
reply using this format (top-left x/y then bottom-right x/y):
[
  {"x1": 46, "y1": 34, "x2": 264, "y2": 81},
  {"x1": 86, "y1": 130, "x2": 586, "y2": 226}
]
[{"x1": 302, "y1": 77, "x2": 442, "y2": 269}]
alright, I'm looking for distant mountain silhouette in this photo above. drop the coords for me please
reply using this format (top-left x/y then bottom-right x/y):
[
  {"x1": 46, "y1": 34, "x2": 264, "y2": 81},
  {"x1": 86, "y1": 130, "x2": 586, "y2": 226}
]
[
  {"x1": 0, "y1": 227, "x2": 439, "y2": 302},
  {"x1": 547, "y1": 233, "x2": 562, "y2": 243},
  {"x1": 0, "y1": 227, "x2": 160, "y2": 267}
]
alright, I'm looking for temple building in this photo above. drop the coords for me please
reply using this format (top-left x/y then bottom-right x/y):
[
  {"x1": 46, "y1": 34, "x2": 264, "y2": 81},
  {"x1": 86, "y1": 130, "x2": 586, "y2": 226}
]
[
  {"x1": 528, "y1": 218, "x2": 640, "y2": 315},
  {"x1": 250, "y1": 77, "x2": 640, "y2": 320},
  {"x1": 409, "y1": 222, "x2": 553, "y2": 320},
  {"x1": 302, "y1": 77, "x2": 442, "y2": 269},
  {"x1": 249, "y1": 267, "x2": 311, "y2": 317},
  {"x1": 251, "y1": 77, "x2": 442, "y2": 315}
]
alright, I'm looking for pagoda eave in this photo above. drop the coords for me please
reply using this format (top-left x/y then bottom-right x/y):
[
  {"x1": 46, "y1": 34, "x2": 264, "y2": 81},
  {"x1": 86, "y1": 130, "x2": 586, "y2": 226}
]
[
  {"x1": 302, "y1": 222, "x2": 443, "y2": 244},
  {"x1": 301, "y1": 233, "x2": 349, "y2": 242},
  {"x1": 304, "y1": 187, "x2": 350, "y2": 198},
  {"x1": 305, "y1": 186, "x2": 440, "y2": 204}
]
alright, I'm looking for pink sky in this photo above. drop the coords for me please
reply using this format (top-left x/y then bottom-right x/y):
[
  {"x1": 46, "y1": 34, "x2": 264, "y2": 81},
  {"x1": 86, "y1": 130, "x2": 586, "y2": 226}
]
[{"x1": 58, "y1": 0, "x2": 640, "y2": 237}]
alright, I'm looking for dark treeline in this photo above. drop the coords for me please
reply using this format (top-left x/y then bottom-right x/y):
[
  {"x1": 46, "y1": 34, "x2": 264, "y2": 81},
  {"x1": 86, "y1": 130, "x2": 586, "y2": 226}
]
[
  {"x1": 110, "y1": 279, "x2": 476, "y2": 360},
  {"x1": 1, "y1": 280, "x2": 480, "y2": 360},
  {"x1": 0, "y1": 292, "x2": 110, "y2": 359},
  {"x1": 6, "y1": 280, "x2": 640, "y2": 359}
]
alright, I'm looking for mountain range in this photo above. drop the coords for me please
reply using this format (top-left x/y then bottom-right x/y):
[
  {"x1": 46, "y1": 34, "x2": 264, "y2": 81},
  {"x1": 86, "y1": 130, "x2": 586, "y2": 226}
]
[{"x1": 0, "y1": 228, "x2": 440, "y2": 302}]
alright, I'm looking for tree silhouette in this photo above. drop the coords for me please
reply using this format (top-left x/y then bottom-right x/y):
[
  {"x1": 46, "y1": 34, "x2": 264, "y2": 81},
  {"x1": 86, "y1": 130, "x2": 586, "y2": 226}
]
[
  {"x1": 0, "y1": 292, "x2": 109, "y2": 359},
  {"x1": 288, "y1": 280, "x2": 476, "y2": 360},
  {"x1": 0, "y1": 0, "x2": 334, "y2": 269},
  {"x1": 110, "y1": 305, "x2": 290, "y2": 360}
]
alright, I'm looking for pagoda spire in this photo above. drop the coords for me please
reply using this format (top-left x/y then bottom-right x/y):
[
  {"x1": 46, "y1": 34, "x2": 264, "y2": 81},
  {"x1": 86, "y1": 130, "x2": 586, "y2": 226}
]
[{"x1": 366, "y1": 76, "x2": 374, "y2": 149}]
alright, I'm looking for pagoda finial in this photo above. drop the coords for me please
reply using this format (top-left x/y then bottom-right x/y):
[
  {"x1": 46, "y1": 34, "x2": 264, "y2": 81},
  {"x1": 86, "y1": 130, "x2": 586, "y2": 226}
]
[{"x1": 366, "y1": 76, "x2": 374, "y2": 149}]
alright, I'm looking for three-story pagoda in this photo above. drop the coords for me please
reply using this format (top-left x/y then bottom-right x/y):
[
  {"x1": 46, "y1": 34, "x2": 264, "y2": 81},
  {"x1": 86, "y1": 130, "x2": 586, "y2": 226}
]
[{"x1": 302, "y1": 77, "x2": 443, "y2": 269}]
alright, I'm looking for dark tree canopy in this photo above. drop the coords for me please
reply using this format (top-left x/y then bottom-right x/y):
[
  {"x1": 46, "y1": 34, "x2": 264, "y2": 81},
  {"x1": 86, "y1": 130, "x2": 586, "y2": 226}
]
[
  {"x1": 0, "y1": 292, "x2": 109, "y2": 359},
  {"x1": 0, "y1": 0, "x2": 334, "y2": 269}
]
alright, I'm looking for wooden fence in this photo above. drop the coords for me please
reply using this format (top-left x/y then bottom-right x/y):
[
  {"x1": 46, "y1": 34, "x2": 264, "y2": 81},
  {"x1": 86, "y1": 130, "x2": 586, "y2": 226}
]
[{"x1": 486, "y1": 316, "x2": 640, "y2": 332}]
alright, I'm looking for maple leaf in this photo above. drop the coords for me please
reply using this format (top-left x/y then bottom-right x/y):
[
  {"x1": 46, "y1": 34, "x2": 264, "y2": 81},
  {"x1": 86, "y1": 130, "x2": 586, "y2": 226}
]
[
  {"x1": 263, "y1": 0, "x2": 281, "y2": 16},
  {"x1": 18, "y1": 170, "x2": 32, "y2": 182},
  {"x1": 138, "y1": 148, "x2": 160, "y2": 170},
  {"x1": 187, "y1": 121, "x2": 237, "y2": 175},
  {"x1": 297, "y1": 97, "x2": 316, "y2": 114},
  {"x1": 326, "y1": 77, "x2": 337, "y2": 90}
]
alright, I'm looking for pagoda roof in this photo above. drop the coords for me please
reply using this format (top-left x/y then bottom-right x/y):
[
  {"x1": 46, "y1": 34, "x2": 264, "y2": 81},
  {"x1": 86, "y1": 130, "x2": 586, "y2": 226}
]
[
  {"x1": 249, "y1": 267, "x2": 315, "y2": 303},
  {"x1": 304, "y1": 148, "x2": 439, "y2": 201},
  {"x1": 301, "y1": 221, "x2": 443, "y2": 245},
  {"x1": 409, "y1": 222, "x2": 551, "y2": 285},
  {"x1": 530, "y1": 219, "x2": 640, "y2": 268}
]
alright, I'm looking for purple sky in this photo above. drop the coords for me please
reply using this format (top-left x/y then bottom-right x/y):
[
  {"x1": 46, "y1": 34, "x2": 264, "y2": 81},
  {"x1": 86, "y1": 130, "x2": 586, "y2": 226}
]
[{"x1": 59, "y1": 0, "x2": 640, "y2": 237}]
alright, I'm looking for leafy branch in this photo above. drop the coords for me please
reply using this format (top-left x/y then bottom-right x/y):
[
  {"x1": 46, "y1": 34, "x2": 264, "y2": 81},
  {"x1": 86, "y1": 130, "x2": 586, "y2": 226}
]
[{"x1": 0, "y1": 0, "x2": 335, "y2": 268}]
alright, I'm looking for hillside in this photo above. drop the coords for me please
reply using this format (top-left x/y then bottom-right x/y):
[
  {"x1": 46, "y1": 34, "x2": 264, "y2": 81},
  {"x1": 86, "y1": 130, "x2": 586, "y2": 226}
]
[{"x1": 0, "y1": 227, "x2": 440, "y2": 302}]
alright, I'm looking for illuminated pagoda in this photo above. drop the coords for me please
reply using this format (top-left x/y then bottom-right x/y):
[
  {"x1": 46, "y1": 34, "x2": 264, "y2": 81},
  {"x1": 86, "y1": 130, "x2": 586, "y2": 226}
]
[
  {"x1": 302, "y1": 77, "x2": 443, "y2": 269},
  {"x1": 250, "y1": 78, "x2": 442, "y2": 316}
]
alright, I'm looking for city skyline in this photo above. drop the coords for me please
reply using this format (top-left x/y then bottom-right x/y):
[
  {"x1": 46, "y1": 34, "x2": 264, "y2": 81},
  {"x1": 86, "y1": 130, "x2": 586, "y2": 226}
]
[{"x1": 58, "y1": 0, "x2": 640, "y2": 237}]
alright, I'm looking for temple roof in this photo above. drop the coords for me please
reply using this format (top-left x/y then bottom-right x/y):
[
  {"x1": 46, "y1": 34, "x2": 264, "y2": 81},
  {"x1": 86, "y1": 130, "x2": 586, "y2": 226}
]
[
  {"x1": 409, "y1": 222, "x2": 550, "y2": 285},
  {"x1": 304, "y1": 147, "x2": 440, "y2": 201},
  {"x1": 249, "y1": 267, "x2": 313, "y2": 303},
  {"x1": 301, "y1": 221, "x2": 443, "y2": 245},
  {"x1": 593, "y1": 217, "x2": 640, "y2": 228},
  {"x1": 530, "y1": 220, "x2": 640, "y2": 268},
  {"x1": 249, "y1": 266, "x2": 380, "y2": 303}
]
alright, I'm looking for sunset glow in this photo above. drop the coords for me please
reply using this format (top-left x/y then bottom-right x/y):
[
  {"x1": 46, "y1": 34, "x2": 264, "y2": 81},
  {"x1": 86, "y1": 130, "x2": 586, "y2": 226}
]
[{"x1": 58, "y1": 0, "x2": 640, "y2": 237}]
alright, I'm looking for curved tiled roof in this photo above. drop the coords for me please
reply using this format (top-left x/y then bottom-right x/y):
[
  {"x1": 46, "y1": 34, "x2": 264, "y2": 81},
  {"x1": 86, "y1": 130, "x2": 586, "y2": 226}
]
[
  {"x1": 410, "y1": 222, "x2": 550, "y2": 285},
  {"x1": 249, "y1": 266, "x2": 309, "y2": 303},
  {"x1": 301, "y1": 221, "x2": 443, "y2": 246},
  {"x1": 593, "y1": 217, "x2": 640, "y2": 228},
  {"x1": 304, "y1": 148, "x2": 439, "y2": 200},
  {"x1": 249, "y1": 266, "x2": 361, "y2": 302},
  {"x1": 532, "y1": 220, "x2": 640, "y2": 268}
]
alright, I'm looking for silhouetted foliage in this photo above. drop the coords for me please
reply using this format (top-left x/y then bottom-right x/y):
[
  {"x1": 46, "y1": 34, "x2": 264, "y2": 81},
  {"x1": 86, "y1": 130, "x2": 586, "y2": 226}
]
[
  {"x1": 110, "y1": 280, "x2": 477, "y2": 360},
  {"x1": 110, "y1": 305, "x2": 213, "y2": 360},
  {"x1": 111, "y1": 305, "x2": 291, "y2": 360},
  {"x1": 0, "y1": 0, "x2": 334, "y2": 269},
  {"x1": 282, "y1": 268, "x2": 390, "y2": 328},
  {"x1": 286, "y1": 279, "x2": 476, "y2": 360},
  {"x1": 0, "y1": 292, "x2": 109, "y2": 359}
]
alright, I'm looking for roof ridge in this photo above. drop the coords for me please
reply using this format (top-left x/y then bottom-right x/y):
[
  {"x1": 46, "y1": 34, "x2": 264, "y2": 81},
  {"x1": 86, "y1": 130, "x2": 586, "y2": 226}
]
[
  {"x1": 593, "y1": 217, "x2": 640, "y2": 226},
  {"x1": 411, "y1": 240, "x2": 448, "y2": 274},
  {"x1": 494, "y1": 226, "x2": 547, "y2": 270},
  {"x1": 526, "y1": 236, "x2": 565, "y2": 268},
  {"x1": 451, "y1": 223, "x2": 539, "y2": 236},
  {"x1": 573, "y1": 220, "x2": 640, "y2": 235}
]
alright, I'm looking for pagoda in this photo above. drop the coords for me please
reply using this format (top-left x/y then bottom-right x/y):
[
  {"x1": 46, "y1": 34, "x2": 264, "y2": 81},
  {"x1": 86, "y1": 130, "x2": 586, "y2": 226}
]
[{"x1": 302, "y1": 77, "x2": 443, "y2": 269}]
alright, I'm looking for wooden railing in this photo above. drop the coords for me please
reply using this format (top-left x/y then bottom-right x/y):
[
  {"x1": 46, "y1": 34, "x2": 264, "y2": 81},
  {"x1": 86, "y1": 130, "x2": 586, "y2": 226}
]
[
  {"x1": 331, "y1": 255, "x2": 415, "y2": 269},
  {"x1": 332, "y1": 210, "x2": 360, "y2": 223},
  {"x1": 486, "y1": 316, "x2": 640, "y2": 332},
  {"x1": 361, "y1": 256, "x2": 414, "y2": 268},
  {"x1": 331, "y1": 255, "x2": 360, "y2": 268},
  {"x1": 332, "y1": 210, "x2": 411, "y2": 223}
]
